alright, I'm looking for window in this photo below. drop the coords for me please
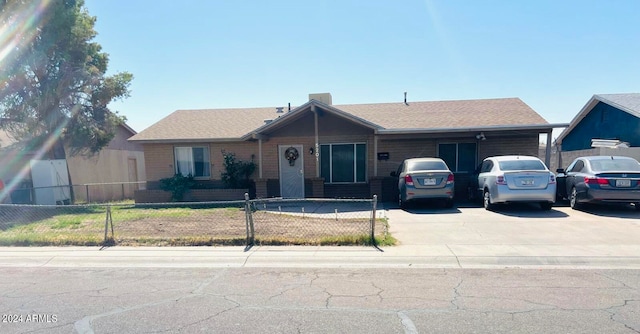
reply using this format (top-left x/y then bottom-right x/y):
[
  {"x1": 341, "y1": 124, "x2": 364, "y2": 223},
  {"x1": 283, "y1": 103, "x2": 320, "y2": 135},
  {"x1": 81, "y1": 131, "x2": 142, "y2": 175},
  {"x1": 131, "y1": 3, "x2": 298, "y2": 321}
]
[
  {"x1": 174, "y1": 146, "x2": 210, "y2": 178},
  {"x1": 590, "y1": 158, "x2": 640, "y2": 172},
  {"x1": 480, "y1": 160, "x2": 493, "y2": 173},
  {"x1": 567, "y1": 160, "x2": 584, "y2": 173},
  {"x1": 498, "y1": 160, "x2": 546, "y2": 171},
  {"x1": 438, "y1": 143, "x2": 477, "y2": 172},
  {"x1": 320, "y1": 143, "x2": 366, "y2": 183},
  {"x1": 407, "y1": 161, "x2": 448, "y2": 171}
]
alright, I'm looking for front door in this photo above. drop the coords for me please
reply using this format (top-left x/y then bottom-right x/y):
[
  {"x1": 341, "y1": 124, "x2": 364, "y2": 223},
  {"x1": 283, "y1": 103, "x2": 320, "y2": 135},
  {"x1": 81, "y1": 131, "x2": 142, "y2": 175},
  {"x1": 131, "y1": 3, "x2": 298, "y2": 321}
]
[{"x1": 279, "y1": 145, "x2": 304, "y2": 198}]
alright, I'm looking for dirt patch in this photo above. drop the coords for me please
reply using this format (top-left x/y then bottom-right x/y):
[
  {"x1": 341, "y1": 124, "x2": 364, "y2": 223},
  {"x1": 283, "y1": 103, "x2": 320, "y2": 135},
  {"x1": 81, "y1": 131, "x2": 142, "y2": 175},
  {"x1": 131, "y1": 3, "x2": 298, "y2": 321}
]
[{"x1": 1, "y1": 206, "x2": 388, "y2": 246}]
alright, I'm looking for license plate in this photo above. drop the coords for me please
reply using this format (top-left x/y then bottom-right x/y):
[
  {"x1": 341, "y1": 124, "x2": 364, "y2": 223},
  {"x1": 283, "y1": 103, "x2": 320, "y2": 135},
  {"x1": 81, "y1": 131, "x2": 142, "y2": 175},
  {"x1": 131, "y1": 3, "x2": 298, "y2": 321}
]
[
  {"x1": 616, "y1": 179, "x2": 631, "y2": 187},
  {"x1": 521, "y1": 179, "x2": 534, "y2": 186},
  {"x1": 424, "y1": 178, "x2": 436, "y2": 186}
]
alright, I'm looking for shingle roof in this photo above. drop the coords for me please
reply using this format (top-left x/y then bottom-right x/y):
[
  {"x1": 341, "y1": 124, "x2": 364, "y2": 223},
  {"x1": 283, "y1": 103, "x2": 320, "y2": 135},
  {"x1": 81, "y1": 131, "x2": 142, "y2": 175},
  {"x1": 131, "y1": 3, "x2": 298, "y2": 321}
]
[
  {"x1": 595, "y1": 93, "x2": 640, "y2": 118},
  {"x1": 129, "y1": 97, "x2": 549, "y2": 142},
  {"x1": 129, "y1": 107, "x2": 285, "y2": 142},
  {"x1": 556, "y1": 93, "x2": 640, "y2": 144},
  {"x1": 337, "y1": 98, "x2": 546, "y2": 129}
]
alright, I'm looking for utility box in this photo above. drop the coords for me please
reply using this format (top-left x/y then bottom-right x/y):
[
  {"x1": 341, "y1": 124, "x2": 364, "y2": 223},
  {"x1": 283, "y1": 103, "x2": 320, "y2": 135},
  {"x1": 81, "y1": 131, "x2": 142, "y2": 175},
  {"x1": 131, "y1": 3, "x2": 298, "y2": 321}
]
[{"x1": 30, "y1": 159, "x2": 71, "y2": 205}]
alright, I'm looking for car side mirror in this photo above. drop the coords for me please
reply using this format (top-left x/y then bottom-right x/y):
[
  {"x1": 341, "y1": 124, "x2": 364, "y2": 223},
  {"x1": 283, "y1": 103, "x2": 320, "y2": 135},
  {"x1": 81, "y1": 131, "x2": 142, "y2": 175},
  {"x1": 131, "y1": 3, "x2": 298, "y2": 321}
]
[
  {"x1": 556, "y1": 168, "x2": 565, "y2": 174},
  {"x1": 390, "y1": 171, "x2": 397, "y2": 177}
]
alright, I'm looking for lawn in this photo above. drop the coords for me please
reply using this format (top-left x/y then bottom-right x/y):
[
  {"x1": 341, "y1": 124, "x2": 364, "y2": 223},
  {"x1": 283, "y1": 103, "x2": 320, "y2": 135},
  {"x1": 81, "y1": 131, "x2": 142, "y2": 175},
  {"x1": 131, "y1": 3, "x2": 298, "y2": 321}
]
[{"x1": 0, "y1": 204, "x2": 394, "y2": 246}]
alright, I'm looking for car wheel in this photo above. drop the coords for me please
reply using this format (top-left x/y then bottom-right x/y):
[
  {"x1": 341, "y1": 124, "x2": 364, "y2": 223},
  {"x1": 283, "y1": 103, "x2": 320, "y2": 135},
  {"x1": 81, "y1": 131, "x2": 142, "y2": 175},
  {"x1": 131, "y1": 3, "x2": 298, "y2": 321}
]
[
  {"x1": 483, "y1": 190, "x2": 493, "y2": 211},
  {"x1": 399, "y1": 194, "x2": 406, "y2": 209},
  {"x1": 540, "y1": 202, "x2": 553, "y2": 211},
  {"x1": 569, "y1": 187, "x2": 581, "y2": 210}
]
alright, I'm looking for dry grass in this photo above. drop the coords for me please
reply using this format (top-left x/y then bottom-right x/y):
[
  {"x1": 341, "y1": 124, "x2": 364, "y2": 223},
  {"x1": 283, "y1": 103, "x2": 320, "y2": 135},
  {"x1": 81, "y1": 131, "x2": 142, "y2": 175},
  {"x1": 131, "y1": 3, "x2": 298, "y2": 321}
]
[{"x1": 0, "y1": 205, "x2": 394, "y2": 246}]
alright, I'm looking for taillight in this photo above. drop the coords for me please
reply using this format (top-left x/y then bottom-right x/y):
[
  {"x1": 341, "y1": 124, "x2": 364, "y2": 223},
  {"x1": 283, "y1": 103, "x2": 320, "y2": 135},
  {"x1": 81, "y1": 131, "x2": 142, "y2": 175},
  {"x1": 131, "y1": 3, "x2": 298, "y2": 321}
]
[
  {"x1": 585, "y1": 177, "x2": 609, "y2": 185},
  {"x1": 549, "y1": 174, "x2": 556, "y2": 184},
  {"x1": 446, "y1": 173, "x2": 454, "y2": 185},
  {"x1": 496, "y1": 175, "x2": 506, "y2": 185},
  {"x1": 405, "y1": 174, "x2": 414, "y2": 186}
]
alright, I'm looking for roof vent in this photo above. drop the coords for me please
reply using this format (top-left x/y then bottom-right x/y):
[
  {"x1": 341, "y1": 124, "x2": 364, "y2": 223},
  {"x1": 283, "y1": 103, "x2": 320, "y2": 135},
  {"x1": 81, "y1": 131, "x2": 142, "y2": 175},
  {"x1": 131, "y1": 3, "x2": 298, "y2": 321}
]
[
  {"x1": 264, "y1": 119, "x2": 273, "y2": 124},
  {"x1": 275, "y1": 107, "x2": 284, "y2": 113},
  {"x1": 309, "y1": 93, "x2": 332, "y2": 105}
]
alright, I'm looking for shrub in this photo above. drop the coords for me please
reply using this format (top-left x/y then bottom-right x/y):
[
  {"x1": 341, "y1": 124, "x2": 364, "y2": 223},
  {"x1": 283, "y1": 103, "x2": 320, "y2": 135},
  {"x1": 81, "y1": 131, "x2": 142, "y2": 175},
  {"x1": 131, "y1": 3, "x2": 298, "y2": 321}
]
[
  {"x1": 159, "y1": 174, "x2": 196, "y2": 201},
  {"x1": 221, "y1": 151, "x2": 256, "y2": 189}
]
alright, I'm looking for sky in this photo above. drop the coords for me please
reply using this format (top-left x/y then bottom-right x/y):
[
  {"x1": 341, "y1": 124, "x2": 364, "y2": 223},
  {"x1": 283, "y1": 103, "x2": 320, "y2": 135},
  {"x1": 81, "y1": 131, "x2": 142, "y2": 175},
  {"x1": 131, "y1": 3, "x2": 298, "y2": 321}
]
[{"x1": 84, "y1": 0, "x2": 640, "y2": 139}]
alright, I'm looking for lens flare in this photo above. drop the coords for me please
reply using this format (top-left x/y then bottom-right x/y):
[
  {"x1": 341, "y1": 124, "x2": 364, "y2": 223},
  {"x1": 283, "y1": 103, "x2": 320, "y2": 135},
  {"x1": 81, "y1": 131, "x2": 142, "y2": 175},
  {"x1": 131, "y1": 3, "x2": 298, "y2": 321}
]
[{"x1": 0, "y1": 0, "x2": 63, "y2": 203}]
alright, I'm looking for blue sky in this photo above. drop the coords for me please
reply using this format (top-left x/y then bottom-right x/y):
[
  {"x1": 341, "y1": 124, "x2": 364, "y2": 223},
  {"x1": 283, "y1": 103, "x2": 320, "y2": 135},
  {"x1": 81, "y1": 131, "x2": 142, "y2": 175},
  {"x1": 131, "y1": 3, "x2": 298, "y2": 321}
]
[{"x1": 85, "y1": 0, "x2": 639, "y2": 139}]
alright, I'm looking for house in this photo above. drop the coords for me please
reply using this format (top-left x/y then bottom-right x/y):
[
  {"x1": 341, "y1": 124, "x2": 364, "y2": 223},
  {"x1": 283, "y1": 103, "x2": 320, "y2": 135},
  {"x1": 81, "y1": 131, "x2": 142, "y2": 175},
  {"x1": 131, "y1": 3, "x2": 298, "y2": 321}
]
[
  {"x1": 553, "y1": 93, "x2": 640, "y2": 171},
  {"x1": 0, "y1": 122, "x2": 145, "y2": 204},
  {"x1": 129, "y1": 93, "x2": 565, "y2": 201}
]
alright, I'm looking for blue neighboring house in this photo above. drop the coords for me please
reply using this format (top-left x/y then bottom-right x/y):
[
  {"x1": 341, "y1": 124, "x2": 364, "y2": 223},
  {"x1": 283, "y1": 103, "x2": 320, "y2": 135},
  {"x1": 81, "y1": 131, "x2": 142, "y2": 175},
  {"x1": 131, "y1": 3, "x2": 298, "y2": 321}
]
[{"x1": 557, "y1": 93, "x2": 640, "y2": 151}]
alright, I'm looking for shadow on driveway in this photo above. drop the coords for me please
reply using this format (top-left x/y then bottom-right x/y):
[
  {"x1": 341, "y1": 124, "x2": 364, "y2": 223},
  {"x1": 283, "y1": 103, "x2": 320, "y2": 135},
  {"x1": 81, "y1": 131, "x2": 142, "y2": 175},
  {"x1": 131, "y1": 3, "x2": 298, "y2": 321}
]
[
  {"x1": 486, "y1": 202, "x2": 569, "y2": 218},
  {"x1": 577, "y1": 204, "x2": 640, "y2": 219},
  {"x1": 386, "y1": 201, "x2": 463, "y2": 215}
]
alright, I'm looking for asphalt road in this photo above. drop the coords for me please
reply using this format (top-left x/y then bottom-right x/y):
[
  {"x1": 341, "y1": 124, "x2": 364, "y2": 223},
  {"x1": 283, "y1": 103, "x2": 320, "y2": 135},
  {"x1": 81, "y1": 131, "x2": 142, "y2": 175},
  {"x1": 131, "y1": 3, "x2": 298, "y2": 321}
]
[{"x1": 1, "y1": 267, "x2": 639, "y2": 334}]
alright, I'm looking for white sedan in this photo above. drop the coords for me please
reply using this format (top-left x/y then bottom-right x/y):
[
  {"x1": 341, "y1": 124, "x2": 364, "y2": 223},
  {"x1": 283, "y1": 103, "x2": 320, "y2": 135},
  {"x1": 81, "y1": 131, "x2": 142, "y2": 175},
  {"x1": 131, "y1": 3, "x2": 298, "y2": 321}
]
[{"x1": 477, "y1": 155, "x2": 556, "y2": 211}]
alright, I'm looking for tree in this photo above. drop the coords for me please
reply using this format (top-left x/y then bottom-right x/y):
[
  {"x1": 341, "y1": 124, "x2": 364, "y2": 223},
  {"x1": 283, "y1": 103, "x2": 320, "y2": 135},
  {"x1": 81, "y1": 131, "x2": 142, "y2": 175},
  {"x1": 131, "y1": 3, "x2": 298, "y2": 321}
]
[{"x1": 0, "y1": 0, "x2": 133, "y2": 157}]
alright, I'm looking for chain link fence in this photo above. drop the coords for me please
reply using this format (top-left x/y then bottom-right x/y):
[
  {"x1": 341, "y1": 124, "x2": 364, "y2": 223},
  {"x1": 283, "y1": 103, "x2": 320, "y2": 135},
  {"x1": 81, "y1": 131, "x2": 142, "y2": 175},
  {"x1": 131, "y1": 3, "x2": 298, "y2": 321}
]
[
  {"x1": 0, "y1": 195, "x2": 386, "y2": 247},
  {"x1": 248, "y1": 197, "x2": 382, "y2": 245}
]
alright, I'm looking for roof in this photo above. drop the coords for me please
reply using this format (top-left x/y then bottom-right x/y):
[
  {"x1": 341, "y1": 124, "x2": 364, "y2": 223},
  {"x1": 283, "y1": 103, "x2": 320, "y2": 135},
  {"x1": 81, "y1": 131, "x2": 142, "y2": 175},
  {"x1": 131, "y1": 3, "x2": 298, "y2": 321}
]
[
  {"x1": 338, "y1": 98, "x2": 547, "y2": 130},
  {"x1": 556, "y1": 93, "x2": 640, "y2": 144},
  {"x1": 130, "y1": 97, "x2": 555, "y2": 143},
  {"x1": 0, "y1": 122, "x2": 138, "y2": 150}
]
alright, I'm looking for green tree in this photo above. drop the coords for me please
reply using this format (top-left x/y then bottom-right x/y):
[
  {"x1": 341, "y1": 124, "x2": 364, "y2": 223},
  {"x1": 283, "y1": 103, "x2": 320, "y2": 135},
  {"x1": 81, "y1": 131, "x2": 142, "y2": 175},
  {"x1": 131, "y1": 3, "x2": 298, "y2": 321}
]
[{"x1": 0, "y1": 0, "x2": 133, "y2": 156}]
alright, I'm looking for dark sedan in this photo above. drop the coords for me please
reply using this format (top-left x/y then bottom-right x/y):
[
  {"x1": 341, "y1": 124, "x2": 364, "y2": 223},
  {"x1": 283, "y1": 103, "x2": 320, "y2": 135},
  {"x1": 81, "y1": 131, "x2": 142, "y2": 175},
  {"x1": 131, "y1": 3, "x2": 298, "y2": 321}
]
[{"x1": 556, "y1": 156, "x2": 640, "y2": 210}]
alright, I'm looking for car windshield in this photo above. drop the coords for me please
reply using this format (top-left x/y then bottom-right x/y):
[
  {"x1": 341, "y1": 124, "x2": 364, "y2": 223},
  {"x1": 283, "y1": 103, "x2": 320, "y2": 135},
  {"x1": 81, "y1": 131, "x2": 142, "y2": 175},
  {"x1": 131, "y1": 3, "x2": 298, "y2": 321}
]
[
  {"x1": 408, "y1": 161, "x2": 447, "y2": 171},
  {"x1": 590, "y1": 159, "x2": 640, "y2": 172},
  {"x1": 498, "y1": 160, "x2": 546, "y2": 171}
]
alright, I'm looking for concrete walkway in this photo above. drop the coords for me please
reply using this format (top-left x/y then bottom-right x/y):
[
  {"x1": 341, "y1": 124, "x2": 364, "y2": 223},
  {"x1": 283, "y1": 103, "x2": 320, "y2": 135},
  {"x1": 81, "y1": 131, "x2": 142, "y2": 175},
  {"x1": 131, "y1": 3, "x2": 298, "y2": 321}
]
[{"x1": 2, "y1": 243, "x2": 640, "y2": 269}]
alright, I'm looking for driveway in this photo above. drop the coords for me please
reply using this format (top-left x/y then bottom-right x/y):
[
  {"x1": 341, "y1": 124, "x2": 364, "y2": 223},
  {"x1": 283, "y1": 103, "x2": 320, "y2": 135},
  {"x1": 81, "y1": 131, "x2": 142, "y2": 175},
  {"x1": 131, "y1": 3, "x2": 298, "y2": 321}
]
[
  {"x1": 385, "y1": 202, "x2": 640, "y2": 245},
  {"x1": 384, "y1": 202, "x2": 640, "y2": 266}
]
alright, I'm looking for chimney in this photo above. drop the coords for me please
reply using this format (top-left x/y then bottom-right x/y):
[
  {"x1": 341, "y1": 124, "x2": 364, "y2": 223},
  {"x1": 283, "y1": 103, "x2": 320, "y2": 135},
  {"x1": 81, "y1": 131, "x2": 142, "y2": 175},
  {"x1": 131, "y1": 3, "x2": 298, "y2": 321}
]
[
  {"x1": 308, "y1": 93, "x2": 332, "y2": 105},
  {"x1": 404, "y1": 92, "x2": 408, "y2": 105},
  {"x1": 288, "y1": 103, "x2": 291, "y2": 112}
]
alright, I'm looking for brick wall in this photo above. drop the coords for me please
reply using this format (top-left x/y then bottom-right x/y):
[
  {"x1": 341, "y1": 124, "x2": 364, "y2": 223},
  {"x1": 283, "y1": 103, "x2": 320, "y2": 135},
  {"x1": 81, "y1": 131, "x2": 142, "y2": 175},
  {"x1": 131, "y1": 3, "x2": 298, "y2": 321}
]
[
  {"x1": 324, "y1": 183, "x2": 370, "y2": 198},
  {"x1": 143, "y1": 144, "x2": 175, "y2": 181},
  {"x1": 478, "y1": 135, "x2": 539, "y2": 160},
  {"x1": 377, "y1": 138, "x2": 437, "y2": 177}
]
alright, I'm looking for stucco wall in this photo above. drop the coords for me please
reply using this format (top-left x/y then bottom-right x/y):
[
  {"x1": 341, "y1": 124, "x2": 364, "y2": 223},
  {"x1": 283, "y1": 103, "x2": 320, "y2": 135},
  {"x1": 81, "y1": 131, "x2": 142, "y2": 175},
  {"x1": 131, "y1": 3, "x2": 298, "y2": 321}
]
[{"x1": 66, "y1": 149, "x2": 146, "y2": 202}]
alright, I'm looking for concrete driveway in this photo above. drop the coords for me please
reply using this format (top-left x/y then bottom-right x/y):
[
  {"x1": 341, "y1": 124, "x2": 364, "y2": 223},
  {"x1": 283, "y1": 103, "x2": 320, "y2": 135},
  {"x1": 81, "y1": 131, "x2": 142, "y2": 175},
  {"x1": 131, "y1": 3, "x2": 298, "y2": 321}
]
[{"x1": 384, "y1": 201, "x2": 640, "y2": 267}]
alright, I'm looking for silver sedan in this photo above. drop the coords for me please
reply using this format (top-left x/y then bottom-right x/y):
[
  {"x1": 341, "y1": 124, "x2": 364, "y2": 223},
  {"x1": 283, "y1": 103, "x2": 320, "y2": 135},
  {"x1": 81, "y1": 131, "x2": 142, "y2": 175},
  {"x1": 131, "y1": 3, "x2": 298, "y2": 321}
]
[
  {"x1": 391, "y1": 158, "x2": 455, "y2": 209},
  {"x1": 477, "y1": 155, "x2": 556, "y2": 210}
]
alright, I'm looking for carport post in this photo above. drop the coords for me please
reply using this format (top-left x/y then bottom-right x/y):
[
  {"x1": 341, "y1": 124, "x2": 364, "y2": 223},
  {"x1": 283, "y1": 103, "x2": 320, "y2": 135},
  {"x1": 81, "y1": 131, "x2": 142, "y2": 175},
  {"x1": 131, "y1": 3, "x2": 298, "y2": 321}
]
[
  {"x1": 545, "y1": 130, "x2": 552, "y2": 167},
  {"x1": 370, "y1": 195, "x2": 377, "y2": 246}
]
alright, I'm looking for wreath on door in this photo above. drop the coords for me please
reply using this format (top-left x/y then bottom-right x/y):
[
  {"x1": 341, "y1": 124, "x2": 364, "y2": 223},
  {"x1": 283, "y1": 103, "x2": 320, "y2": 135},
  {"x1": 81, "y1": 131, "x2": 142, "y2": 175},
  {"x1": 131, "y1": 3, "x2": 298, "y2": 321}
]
[{"x1": 284, "y1": 147, "x2": 299, "y2": 166}]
